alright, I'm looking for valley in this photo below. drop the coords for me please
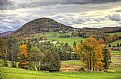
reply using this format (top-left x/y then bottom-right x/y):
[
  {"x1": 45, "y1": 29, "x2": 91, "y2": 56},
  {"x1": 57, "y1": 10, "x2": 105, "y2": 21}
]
[{"x1": 0, "y1": 18, "x2": 121, "y2": 79}]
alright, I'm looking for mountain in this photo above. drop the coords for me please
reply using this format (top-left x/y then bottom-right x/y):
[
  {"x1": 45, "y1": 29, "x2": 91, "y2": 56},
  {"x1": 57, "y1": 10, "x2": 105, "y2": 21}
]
[
  {"x1": 0, "y1": 31, "x2": 14, "y2": 37},
  {"x1": 11, "y1": 18, "x2": 73, "y2": 36}
]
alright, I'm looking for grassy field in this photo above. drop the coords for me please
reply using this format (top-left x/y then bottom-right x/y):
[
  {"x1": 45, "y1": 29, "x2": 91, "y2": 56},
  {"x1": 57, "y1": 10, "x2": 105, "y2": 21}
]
[
  {"x1": 61, "y1": 60, "x2": 83, "y2": 65},
  {"x1": 109, "y1": 55, "x2": 121, "y2": 72},
  {"x1": 112, "y1": 51, "x2": 121, "y2": 55},
  {"x1": 110, "y1": 40, "x2": 121, "y2": 46},
  {"x1": 36, "y1": 32, "x2": 85, "y2": 46},
  {"x1": 47, "y1": 37, "x2": 85, "y2": 46},
  {"x1": 1, "y1": 67, "x2": 121, "y2": 79},
  {"x1": 1, "y1": 54, "x2": 121, "y2": 79},
  {"x1": 107, "y1": 32, "x2": 121, "y2": 36},
  {"x1": 36, "y1": 32, "x2": 72, "y2": 38},
  {"x1": 35, "y1": 32, "x2": 121, "y2": 47},
  {"x1": 2, "y1": 55, "x2": 121, "y2": 79}
]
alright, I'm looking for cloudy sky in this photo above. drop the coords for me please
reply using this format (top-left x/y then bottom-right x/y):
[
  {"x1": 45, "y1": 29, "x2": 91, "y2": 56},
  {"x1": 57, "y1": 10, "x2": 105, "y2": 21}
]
[{"x1": 0, "y1": 0, "x2": 121, "y2": 33}]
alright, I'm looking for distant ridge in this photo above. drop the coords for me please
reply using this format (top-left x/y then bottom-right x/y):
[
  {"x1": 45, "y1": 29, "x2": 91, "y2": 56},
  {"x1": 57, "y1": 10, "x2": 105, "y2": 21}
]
[{"x1": 0, "y1": 31, "x2": 14, "y2": 37}]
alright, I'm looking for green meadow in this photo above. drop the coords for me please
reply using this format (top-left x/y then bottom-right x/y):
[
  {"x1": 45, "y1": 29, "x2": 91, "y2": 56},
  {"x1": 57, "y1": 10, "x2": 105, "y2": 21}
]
[
  {"x1": 107, "y1": 32, "x2": 121, "y2": 36},
  {"x1": 110, "y1": 40, "x2": 121, "y2": 46},
  {"x1": 36, "y1": 32, "x2": 85, "y2": 46},
  {"x1": 61, "y1": 60, "x2": 83, "y2": 65},
  {"x1": 112, "y1": 51, "x2": 121, "y2": 55},
  {"x1": 1, "y1": 67, "x2": 121, "y2": 79},
  {"x1": 1, "y1": 53, "x2": 121, "y2": 79}
]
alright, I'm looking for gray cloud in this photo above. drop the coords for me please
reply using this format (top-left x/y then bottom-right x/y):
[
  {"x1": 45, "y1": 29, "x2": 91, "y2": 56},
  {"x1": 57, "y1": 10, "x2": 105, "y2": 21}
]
[
  {"x1": 0, "y1": 0, "x2": 121, "y2": 33},
  {"x1": 0, "y1": 13, "x2": 27, "y2": 32},
  {"x1": 116, "y1": 9, "x2": 121, "y2": 12},
  {"x1": 73, "y1": 18, "x2": 87, "y2": 24},
  {"x1": 36, "y1": 0, "x2": 121, "y2": 4},
  {"x1": 108, "y1": 14, "x2": 121, "y2": 21},
  {"x1": 0, "y1": 26, "x2": 15, "y2": 33},
  {"x1": 0, "y1": 0, "x2": 121, "y2": 10},
  {"x1": 95, "y1": 18, "x2": 105, "y2": 22},
  {"x1": 0, "y1": 0, "x2": 15, "y2": 10},
  {"x1": 1, "y1": 0, "x2": 93, "y2": 10}
]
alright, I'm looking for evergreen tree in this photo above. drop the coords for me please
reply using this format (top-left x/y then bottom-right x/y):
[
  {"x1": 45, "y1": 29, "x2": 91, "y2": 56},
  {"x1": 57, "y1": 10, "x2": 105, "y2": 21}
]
[
  {"x1": 108, "y1": 44, "x2": 111, "y2": 47},
  {"x1": 73, "y1": 41, "x2": 76, "y2": 47},
  {"x1": 117, "y1": 43, "x2": 120, "y2": 47},
  {"x1": 102, "y1": 48, "x2": 112, "y2": 72}
]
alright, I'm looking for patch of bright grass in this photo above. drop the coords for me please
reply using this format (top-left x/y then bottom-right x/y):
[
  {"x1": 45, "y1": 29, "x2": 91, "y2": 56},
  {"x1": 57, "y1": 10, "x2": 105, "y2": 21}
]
[
  {"x1": 1, "y1": 67, "x2": 121, "y2": 79},
  {"x1": 112, "y1": 51, "x2": 121, "y2": 55},
  {"x1": 61, "y1": 60, "x2": 83, "y2": 65}
]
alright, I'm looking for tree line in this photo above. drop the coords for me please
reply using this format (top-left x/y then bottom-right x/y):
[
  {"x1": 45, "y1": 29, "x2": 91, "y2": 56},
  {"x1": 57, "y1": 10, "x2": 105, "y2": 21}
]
[
  {"x1": 0, "y1": 36, "x2": 112, "y2": 72},
  {"x1": 0, "y1": 37, "x2": 79, "y2": 72}
]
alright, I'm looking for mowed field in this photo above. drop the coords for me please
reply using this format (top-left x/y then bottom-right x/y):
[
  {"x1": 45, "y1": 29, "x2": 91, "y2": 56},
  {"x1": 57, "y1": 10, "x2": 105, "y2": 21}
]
[{"x1": 1, "y1": 67, "x2": 121, "y2": 79}]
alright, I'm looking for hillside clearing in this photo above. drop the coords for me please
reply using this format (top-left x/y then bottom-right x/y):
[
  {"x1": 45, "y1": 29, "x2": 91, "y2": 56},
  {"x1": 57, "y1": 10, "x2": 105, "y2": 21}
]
[
  {"x1": 107, "y1": 32, "x2": 121, "y2": 36},
  {"x1": 110, "y1": 39, "x2": 121, "y2": 46},
  {"x1": 35, "y1": 32, "x2": 85, "y2": 46}
]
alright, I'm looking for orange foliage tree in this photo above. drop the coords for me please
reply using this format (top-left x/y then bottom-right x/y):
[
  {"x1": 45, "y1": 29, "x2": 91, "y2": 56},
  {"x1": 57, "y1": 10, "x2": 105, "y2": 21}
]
[
  {"x1": 75, "y1": 37, "x2": 104, "y2": 71},
  {"x1": 98, "y1": 38, "x2": 105, "y2": 44},
  {"x1": 18, "y1": 44, "x2": 28, "y2": 69},
  {"x1": 106, "y1": 34, "x2": 112, "y2": 43}
]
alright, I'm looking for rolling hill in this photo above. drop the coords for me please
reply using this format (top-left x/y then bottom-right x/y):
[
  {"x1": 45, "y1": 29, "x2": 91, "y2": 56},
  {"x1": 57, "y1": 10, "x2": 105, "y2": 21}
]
[{"x1": 11, "y1": 18, "x2": 73, "y2": 36}]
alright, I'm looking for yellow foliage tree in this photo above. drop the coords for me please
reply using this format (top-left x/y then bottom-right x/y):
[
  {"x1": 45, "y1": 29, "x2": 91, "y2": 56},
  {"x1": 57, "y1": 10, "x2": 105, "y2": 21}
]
[{"x1": 75, "y1": 37, "x2": 104, "y2": 71}]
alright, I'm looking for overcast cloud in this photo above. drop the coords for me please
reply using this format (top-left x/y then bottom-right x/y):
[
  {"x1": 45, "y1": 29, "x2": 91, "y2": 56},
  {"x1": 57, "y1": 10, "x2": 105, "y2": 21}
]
[{"x1": 0, "y1": 0, "x2": 121, "y2": 33}]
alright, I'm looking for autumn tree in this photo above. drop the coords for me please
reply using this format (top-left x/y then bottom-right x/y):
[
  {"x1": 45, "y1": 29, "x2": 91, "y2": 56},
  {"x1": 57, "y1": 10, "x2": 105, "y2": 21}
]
[
  {"x1": 75, "y1": 37, "x2": 104, "y2": 71},
  {"x1": 106, "y1": 34, "x2": 112, "y2": 43},
  {"x1": 18, "y1": 44, "x2": 28, "y2": 69},
  {"x1": 98, "y1": 38, "x2": 105, "y2": 44}
]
